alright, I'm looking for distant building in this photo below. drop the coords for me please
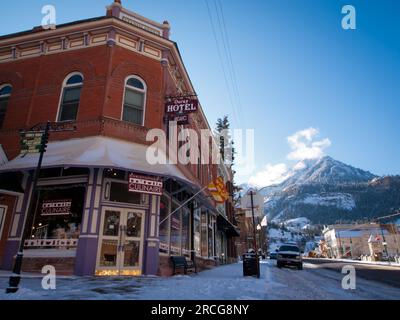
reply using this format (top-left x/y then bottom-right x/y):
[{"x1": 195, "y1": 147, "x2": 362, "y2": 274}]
[
  {"x1": 322, "y1": 223, "x2": 400, "y2": 260},
  {"x1": 235, "y1": 205, "x2": 266, "y2": 257}
]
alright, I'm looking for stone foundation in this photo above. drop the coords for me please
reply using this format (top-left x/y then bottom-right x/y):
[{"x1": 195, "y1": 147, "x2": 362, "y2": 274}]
[{"x1": 17, "y1": 257, "x2": 76, "y2": 275}]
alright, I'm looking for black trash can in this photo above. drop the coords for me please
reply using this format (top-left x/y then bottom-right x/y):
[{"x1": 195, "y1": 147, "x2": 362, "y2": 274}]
[{"x1": 242, "y1": 253, "x2": 260, "y2": 278}]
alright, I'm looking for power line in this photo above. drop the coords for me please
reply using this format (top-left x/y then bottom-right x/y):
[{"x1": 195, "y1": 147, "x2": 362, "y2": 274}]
[
  {"x1": 215, "y1": 0, "x2": 246, "y2": 129},
  {"x1": 204, "y1": 0, "x2": 240, "y2": 128}
]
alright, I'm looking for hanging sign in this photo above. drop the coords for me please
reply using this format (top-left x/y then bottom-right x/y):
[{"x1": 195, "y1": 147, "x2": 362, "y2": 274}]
[
  {"x1": 165, "y1": 97, "x2": 199, "y2": 115},
  {"x1": 41, "y1": 200, "x2": 72, "y2": 216},
  {"x1": 20, "y1": 131, "x2": 44, "y2": 154},
  {"x1": 128, "y1": 173, "x2": 163, "y2": 196},
  {"x1": 169, "y1": 114, "x2": 190, "y2": 125}
]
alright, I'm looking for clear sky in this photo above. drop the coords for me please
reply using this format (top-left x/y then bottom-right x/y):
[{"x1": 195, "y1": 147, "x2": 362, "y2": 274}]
[{"x1": 1, "y1": 0, "x2": 399, "y2": 184}]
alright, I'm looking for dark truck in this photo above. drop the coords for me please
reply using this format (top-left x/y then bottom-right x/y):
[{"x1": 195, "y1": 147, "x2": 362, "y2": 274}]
[{"x1": 277, "y1": 244, "x2": 303, "y2": 270}]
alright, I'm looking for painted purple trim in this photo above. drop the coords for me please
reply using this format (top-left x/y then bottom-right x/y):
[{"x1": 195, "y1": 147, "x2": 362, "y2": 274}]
[
  {"x1": 74, "y1": 237, "x2": 99, "y2": 276},
  {"x1": 141, "y1": 206, "x2": 151, "y2": 275},
  {"x1": 94, "y1": 169, "x2": 105, "y2": 236},
  {"x1": 145, "y1": 244, "x2": 160, "y2": 275},
  {"x1": 1, "y1": 240, "x2": 19, "y2": 270},
  {"x1": 86, "y1": 169, "x2": 98, "y2": 235}
]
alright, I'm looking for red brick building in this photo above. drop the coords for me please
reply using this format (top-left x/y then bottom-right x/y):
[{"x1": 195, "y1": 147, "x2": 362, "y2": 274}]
[{"x1": 0, "y1": 1, "x2": 238, "y2": 276}]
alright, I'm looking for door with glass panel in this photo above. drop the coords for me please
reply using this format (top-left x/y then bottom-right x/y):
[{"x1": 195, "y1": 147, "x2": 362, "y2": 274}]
[{"x1": 96, "y1": 208, "x2": 144, "y2": 276}]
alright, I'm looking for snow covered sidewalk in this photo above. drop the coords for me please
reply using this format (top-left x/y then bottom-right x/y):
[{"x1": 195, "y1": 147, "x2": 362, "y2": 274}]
[{"x1": 0, "y1": 261, "x2": 398, "y2": 300}]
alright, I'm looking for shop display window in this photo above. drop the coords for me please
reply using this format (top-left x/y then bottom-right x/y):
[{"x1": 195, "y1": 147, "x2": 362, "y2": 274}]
[
  {"x1": 182, "y1": 208, "x2": 190, "y2": 257},
  {"x1": 159, "y1": 195, "x2": 170, "y2": 254},
  {"x1": 170, "y1": 202, "x2": 181, "y2": 255},
  {"x1": 27, "y1": 184, "x2": 85, "y2": 249}
]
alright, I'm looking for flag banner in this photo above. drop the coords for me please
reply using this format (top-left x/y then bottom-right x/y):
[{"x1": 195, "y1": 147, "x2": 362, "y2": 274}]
[
  {"x1": 261, "y1": 215, "x2": 268, "y2": 227},
  {"x1": 207, "y1": 177, "x2": 229, "y2": 204}
]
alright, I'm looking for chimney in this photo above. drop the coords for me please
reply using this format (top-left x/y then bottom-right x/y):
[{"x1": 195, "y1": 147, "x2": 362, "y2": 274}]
[{"x1": 107, "y1": 0, "x2": 122, "y2": 18}]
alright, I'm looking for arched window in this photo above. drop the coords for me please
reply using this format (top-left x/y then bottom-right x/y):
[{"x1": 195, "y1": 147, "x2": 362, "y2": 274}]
[
  {"x1": 122, "y1": 76, "x2": 146, "y2": 126},
  {"x1": 57, "y1": 73, "x2": 83, "y2": 122},
  {"x1": 0, "y1": 84, "x2": 12, "y2": 129}
]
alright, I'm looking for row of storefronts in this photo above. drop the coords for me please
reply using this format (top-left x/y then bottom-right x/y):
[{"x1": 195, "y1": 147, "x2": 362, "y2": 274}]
[{"x1": 0, "y1": 158, "x2": 237, "y2": 276}]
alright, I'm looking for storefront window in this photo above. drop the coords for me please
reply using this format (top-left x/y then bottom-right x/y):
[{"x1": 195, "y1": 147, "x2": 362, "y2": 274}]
[
  {"x1": 170, "y1": 202, "x2": 181, "y2": 255},
  {"x1": 182, "y1": 208, "x2": 190, "y2": 257},
  {"x1": 201, "y1": 210, "x2": 208, "y2": 257},
  {"x1": 27, "y1": 184, "x2": 85, "y2": 250},
  {"x1": 159, "y1": 195, "x2": 170, "y2": 254},
  {"x1": 208, "y1": 215, "x2": 214, "y2": 258},
  {"x1": 108, "y1": 182, "x2": 141, "y2": 205},
  {"x1": 194, "y1": 208, "x2": 201, "y2": 256}
]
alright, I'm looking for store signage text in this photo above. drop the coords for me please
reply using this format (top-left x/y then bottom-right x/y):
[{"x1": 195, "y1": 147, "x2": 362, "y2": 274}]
[
  {"x1": 165, "y1": 98, "x2": 198, "y2": 115},
  {"x1": 41, "y1": 200, "x2": 72, "y2": 216},
  {"x1": 20, "y1": 132, "x2": 44, "y2": 154},
  {"x1": 128, "y1": 173, "x2": 163, "y2": 196},
  {"x1": 170, "y1": 114, "x2": 190, "y2": 125}
]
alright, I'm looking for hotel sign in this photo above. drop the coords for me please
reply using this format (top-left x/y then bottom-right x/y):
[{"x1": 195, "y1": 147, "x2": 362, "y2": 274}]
[
  {"x1": 170, "y1": 114, "x2": 190, "y2": 125},
  {"x1": 41, "y1": 200, "x2": 72, "y2": 216},
  {"x1": 128, "y1": 173, "x2": 163, "y2": 196},
  {"x1": 165, "y1": 98, "x2": 199, "y2": 115}
]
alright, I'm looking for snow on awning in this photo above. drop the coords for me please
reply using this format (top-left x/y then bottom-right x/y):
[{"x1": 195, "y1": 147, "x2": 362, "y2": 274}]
[{"x1": 0, "y1": 136, "x2": 192, "y2": 185}]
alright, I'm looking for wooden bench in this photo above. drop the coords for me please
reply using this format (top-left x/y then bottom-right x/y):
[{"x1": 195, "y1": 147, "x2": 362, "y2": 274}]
[{"x1": 170, "y1": 256, "x2": 197, "y2": 275}]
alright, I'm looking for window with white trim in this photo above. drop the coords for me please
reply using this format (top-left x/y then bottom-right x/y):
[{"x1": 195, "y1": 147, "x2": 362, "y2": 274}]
[
  {"x1": 0, "y1": 84, "x2": 12, "y2": 129},
  {"x1": 122, "y1": 76, "x2": 146, "y2": 126},
  {"x1": 58, "y1": 73, "x2": 83, "y2": 122}
]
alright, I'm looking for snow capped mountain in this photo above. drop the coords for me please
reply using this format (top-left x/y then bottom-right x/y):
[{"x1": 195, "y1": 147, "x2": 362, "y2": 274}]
[
  {"x1": 282, "y1": 156, "x2": 376, "y2": 187},
  {"x1": 295, "y1": 156, "x2": 376, "y2": 185},
  {"x1": 252, "y1": 156, "x2": 400, "y2": 224}
]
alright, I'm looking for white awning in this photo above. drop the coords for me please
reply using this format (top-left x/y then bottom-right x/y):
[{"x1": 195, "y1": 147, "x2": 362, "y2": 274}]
[{"x1": 0, "y1": 136, "x2": 192, "y2": 185}]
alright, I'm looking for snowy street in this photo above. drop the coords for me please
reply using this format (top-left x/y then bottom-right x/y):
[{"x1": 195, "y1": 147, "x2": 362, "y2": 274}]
[{"x1": 0, "y1": 260, "x2": 399, "y2": 300}]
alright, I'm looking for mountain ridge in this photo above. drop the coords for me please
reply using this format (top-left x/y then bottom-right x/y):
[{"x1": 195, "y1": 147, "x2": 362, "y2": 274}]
[{"x1": 244, "y1": 156, "x2": 400, "y2": 224}]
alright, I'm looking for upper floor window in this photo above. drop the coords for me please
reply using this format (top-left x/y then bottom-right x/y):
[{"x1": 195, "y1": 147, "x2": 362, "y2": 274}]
[
  {"x1": 57, "y1": 73, "x2": 83, "y2": 122},
  {"x1": 0, "y1": 84, "x2": 12, "y2": 129},
  {"x1": 122, "y1": 76, "x2": 146, "y2": 126}
]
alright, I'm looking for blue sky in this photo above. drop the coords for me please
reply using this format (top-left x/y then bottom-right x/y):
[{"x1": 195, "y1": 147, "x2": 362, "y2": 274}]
[{"x1": 1, "y1": 0, "x2": 399, "y2": 184}]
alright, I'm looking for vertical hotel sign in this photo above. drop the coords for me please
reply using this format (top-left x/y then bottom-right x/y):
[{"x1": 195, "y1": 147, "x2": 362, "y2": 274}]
[{"x1": 128, "y1": 173, "x2": 163, "y2": 196}]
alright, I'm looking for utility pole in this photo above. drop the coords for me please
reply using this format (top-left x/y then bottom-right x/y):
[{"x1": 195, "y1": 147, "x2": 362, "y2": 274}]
[
  {"x1": 6, "y1": 121, "x2": 75, "y2": 294},
  {"x1": 249, "y1": 190, "x2": 257, "y2": 253}
]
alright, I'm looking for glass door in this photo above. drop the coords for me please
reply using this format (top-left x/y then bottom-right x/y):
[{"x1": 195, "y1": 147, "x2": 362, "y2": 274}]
[
  {"x1": 120, "y1": 210, "x2": 143, "y2": 276},
  {"x1": 96, "y1": 208, "x2": 145, "y2": 276}
]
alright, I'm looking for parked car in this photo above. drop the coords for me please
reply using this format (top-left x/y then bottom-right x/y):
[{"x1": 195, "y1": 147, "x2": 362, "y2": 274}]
[
  {"x1": 277, "y1": 244, "x2": 303, "y2": 270},
  {"x1": 269, "y1": 251, "x2": 278, "y2": 260}
]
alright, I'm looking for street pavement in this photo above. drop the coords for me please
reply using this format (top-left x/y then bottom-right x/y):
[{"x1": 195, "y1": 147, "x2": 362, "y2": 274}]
[
  {"x1": 0, "y1": 260, "x2": 399, "y2": 300},
  {"x1": 303, "y1": 258, "x2": 400, "y2": 288}
]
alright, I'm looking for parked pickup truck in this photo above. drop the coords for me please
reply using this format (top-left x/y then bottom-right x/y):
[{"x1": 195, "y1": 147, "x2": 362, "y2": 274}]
[{"x1": 277, "y1": 244, "x2": 303, "y2": 270}]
